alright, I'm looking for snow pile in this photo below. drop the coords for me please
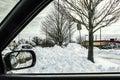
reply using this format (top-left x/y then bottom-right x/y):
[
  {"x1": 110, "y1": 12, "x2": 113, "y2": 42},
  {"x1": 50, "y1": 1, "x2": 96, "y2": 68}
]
[
  {"x1": 11, "y1": 43, "x2": 99, "y2": 73},
  {"x1": 10, "y1": 43, "x2": 120, "y2": 74}
]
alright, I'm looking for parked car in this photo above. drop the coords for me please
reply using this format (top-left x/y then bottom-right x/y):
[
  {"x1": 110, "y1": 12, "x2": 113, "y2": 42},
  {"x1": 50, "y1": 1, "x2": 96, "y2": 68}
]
[{"x1": 14, "y1": 44, "x2": 33, "y2": 51}]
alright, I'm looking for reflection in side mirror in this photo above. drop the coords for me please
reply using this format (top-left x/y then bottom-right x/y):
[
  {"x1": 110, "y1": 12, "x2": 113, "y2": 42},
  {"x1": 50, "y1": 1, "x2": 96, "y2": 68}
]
[
  {"x1": 4, "y1": 50, "x2": 36, "y2": 71},
  {"x1": 10, "y1": 51, "x2": 33, "y2": 69}
]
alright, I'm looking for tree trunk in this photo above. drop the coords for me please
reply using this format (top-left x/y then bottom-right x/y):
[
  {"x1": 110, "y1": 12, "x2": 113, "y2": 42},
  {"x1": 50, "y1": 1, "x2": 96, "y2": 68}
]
[
  {"x1": 59, "y1": 42, "x2": 62, "y2": 46},
  {"x1": 87, "y1": 0, "x2": 94, "y2": 63},
  {"x1": 88, "y1": 30, "x2": 94, "y2": 63}
]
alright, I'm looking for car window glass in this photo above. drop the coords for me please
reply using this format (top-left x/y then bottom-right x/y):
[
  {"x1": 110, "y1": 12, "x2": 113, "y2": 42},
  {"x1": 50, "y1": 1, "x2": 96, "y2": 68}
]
[
  {"x1": 0, "y1": 0, "x2": 19, "y2": 22},
  {"x1": 1, "y1": 0, "x2": 120, "y2": 74}
]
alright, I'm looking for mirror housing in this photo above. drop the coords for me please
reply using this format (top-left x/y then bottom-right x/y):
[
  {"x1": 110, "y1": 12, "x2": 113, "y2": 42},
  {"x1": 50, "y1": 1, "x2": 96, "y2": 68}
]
[{"x1": 3, "y1": 50, "x2": 36, "y2": 71}]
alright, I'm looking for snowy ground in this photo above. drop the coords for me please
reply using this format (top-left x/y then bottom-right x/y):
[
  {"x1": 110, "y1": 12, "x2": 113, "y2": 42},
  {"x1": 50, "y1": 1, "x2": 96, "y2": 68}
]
[
  {"x1": 94, "y1": 47, "x2": 120, "y2": 72},
  {"x1": 8, "y1": 43, "x2": 120, "y2": 74}
]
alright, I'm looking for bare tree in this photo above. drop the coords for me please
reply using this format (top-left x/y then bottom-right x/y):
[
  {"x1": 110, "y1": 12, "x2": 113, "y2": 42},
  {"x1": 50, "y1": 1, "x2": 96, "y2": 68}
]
[
  {"x1": 57, "y1": 0, "x2": 120, "y2": 62},
  {"x1": 32, "y1": 36, "x2": 42, "y2": 46},
  {"x1": 41, "y1": 5, "x2": 75, "y2": 47}
]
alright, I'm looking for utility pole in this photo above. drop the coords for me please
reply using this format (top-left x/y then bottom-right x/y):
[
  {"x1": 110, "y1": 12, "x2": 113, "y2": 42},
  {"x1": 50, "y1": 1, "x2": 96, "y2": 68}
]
[
  {"x1": 69, "y1": 20, "x2": 71, "y2": 43},
  {"x1": 58, "y1": 0, "x2": 60, "y2": 45},
  {"x1": 100, "y1": 27, "x2": 102, "y2": 49},
  {"x1": 77, "y1": 23, "x2": 82, "y2": 44},
  {"x1": 46, "y1": 26, "x2": 47, "y2": 46}
]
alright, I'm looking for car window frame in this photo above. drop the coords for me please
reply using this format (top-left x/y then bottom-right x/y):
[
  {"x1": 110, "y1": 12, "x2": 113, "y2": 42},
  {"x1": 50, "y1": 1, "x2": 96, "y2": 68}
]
[{"x1": 0, "y1": 0, "x2": 120, "y2": 79}]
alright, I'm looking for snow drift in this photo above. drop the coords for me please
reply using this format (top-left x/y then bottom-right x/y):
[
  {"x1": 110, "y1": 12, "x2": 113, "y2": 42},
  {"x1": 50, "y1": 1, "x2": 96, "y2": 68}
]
[
  {"x1": 10, "y1": 43, "x2": 99, "y2": 73},
  {"x1": 10, "y1": 43, "x2": 120, "y2": 74}
]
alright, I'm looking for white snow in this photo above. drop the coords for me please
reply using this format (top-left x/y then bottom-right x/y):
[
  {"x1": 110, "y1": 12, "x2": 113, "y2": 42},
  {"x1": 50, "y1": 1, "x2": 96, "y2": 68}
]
[
  {"x1": 8, "y1": 43, "x2": 120, "y2": 74},
  {"x1": 94, "y1": 47, "x2": 120, "y2": 72}
]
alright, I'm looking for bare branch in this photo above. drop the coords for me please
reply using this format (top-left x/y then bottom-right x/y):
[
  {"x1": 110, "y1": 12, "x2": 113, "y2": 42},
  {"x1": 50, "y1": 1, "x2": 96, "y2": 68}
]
[{"x1": 59, "y1": 0, "x2": 120, "y2": 32}]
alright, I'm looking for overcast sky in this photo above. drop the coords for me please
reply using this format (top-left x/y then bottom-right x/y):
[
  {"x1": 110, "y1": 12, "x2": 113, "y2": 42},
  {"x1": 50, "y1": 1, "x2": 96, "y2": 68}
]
[{"x1": 0, "y1": 0, "x2": 120, "y2": 40}]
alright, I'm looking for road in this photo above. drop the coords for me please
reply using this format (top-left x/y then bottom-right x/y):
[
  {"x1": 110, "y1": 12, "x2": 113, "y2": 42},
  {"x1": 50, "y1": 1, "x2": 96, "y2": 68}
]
[{"x1": 97, "y1": 53, "x2": 120, "y2": 65}]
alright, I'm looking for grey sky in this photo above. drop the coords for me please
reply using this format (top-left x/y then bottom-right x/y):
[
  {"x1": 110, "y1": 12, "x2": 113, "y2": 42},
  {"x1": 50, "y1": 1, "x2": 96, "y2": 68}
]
[{"x1": 0, "y1": 0, "x2": 19, "y2": 22}]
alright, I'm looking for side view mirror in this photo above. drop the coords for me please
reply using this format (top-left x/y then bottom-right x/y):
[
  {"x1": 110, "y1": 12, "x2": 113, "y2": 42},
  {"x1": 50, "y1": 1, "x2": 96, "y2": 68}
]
[{"x1": 3, "y1": 50, "x2": 36, "y2": 71}]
